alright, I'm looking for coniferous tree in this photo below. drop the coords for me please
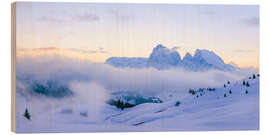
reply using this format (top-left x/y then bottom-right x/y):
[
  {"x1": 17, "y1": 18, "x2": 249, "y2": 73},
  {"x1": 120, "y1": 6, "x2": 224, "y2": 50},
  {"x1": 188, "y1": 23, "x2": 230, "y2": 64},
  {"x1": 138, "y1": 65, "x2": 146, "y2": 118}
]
[
  {"x1": 246, "y1": 82, "x2": 250, "y2": 87},
  {"x1": 224, "y1": 93, "x2": 227, "y2": 97},
  {"x1": 24, "y1": 108, "x2": 31, "y2": 120},
  {"x1": 243, "y1": 80, "x2": 246, "y2": 85},
  {"x1": 257, "y1": 74, "x2": 260, "y2": 77},
  {"x1": 175, "y1": 101, "x2": 180, "y2": 107},
  {"x1": 245, "y1": 90, "x2": 248, "y2": 94},
  {"x1": 227, "y1": 81, "x2": 230, "y2": 84},
  {"x1": 224, "y1": 84, "x2": 226, "y2": 88},
  {"x1": 229, "y1": 89, "x2": 232, "y2": 94},
  {"x1": 253, "y1": 74, "x2": 256, "y2": 79}
]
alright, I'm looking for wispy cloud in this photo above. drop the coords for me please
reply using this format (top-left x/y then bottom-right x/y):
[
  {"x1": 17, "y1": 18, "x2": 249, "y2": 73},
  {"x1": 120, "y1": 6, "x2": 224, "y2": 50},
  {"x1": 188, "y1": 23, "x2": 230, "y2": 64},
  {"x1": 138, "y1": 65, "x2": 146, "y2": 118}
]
[
  {"x1": 18, "y1": 47, "x2": 109, "y2": 54},
  {"x1": 235, "y1": 49, "x2": 254, "y2": 53},
  {"x1": 98, "y1": 47, "x2": 104, "y2": 51},
  {"x1": 40, "y1": 12, "x2": 100, "y2": 23},
  {"x1": 67, "y1": 48, "x2": 109, "y2": 54},
  {"x1": 241, "y1": 17, "x2": 259, "y2": 27},
  {"x1": 202, "y1": 7, "x2": 216, "y2": 17},
  {"x1": 18, "y1": 47, "x2": 59, "y2": 51},
  {"x1": 73, "y1": 13, "x2": 99, "y2": 22},
  {"x1": 108, "y1": 9, "x2": 133, "y2": 22},
  {"x1": 39, "y1": 16, "x2": 63, "y2": 23}
]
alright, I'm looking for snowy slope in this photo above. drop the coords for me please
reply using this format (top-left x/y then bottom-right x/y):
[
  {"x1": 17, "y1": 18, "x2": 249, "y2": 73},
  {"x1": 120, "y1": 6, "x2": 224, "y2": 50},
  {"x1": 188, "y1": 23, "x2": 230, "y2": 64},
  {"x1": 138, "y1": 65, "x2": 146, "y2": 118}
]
[
  {"x1": 16, "y1": 74, "x2": 259, "y2": 132},
  {"x1": 104, "y1": 74, "x2": 259, "y2": 130}
]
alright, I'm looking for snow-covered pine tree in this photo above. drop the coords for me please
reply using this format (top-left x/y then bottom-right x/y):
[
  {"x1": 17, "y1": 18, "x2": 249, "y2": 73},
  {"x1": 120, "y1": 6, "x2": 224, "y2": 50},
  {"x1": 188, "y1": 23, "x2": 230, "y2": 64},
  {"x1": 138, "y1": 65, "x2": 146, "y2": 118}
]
[
  {"x1": 246, "y1": 82, "x2": 250, "y2": 87},
  {"x1": 24, "y1": 108, "x2": 31, "y2": 120}
]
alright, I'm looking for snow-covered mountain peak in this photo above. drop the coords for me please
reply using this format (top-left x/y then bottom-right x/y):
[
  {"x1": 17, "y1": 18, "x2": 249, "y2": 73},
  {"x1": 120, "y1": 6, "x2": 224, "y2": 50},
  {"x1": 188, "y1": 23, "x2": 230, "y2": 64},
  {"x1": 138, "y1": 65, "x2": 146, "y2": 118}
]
[
  {"x1": 106, "y1": 44, "x2": 236, "y2": 71},
  {"x1": 183, "y1": 52, "x2": 192, "y2": 61},
  {"x1": 148, "y1": 44, "x2": 181, "y2": 68},
  {"x1": 193, "y1": 49, "x2": 226, "y2": 68},
  {"x1": 151, "y1": 44, "x2": 179, "y2": 55},
  {"x1": 154, "y1": 44, "x2": 166, "y2": 50}
]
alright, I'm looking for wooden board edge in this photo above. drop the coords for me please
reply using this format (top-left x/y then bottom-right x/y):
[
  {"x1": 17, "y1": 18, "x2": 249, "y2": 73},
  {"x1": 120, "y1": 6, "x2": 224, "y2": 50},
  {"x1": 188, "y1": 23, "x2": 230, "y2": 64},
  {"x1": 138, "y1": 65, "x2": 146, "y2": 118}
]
[{"x1": 11, "y1": 2, "x2": 16, "y2": 133}]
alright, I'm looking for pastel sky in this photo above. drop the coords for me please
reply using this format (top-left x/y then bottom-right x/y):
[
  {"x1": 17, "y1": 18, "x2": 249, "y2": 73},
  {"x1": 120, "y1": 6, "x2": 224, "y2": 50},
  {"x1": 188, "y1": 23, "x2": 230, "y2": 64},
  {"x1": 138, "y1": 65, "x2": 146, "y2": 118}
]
[{"x1": 16, "y1": 2, "x2": 259, "y2": 68}]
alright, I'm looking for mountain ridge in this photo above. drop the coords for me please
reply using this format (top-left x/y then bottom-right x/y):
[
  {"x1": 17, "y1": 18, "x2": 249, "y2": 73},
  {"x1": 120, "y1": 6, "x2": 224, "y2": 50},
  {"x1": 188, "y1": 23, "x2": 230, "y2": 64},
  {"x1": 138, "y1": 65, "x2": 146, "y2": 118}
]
[{"x1": 106, "y1": 44, "x2": 237, "y2": 71}]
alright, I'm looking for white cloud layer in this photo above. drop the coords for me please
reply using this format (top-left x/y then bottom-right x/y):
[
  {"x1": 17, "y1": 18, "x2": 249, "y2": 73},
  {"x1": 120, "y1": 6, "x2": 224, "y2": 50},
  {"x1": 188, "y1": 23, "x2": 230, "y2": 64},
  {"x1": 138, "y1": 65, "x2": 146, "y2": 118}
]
[{"x1": 16, "y1": 55, "x2": 257, "y2": 96}]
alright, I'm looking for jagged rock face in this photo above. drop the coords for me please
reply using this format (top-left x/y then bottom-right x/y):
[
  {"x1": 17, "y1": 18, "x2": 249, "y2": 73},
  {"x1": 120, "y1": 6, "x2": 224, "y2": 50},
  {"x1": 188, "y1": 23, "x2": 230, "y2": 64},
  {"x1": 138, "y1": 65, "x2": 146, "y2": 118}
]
[
  {"x1": 182, "y1": 52, "x2": 201, "y2": 71},
  {"x1": 182, "y1": 52, "x2": 192, "y2": 62},
  {"x1": 181, "y1": 49, "x2": 236, "y2": 71},
  {"x1": 106, "y1": 44, "x2": 236, "y2": 71},
  {"x1": 182, "y1": 50, "x2": 220, "y2": 71},
  {"x1": 193, "y1": 49, "x2": 225, "y2": 69},
  {"x1": 147, "y1": 44, "x2": 181, "y2": 69}
]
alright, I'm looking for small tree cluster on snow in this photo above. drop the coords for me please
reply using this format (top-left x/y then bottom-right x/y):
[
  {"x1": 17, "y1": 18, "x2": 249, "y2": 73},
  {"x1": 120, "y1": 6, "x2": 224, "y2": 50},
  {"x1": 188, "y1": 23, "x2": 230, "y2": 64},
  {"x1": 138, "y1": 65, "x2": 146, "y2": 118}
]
[
  {"x1": 107, "y1": 99, "x2": 135, "y2": 110},
  {"x1": 246, "y1": 82, "x2": 250, "y2": 87},
  {"x1": 207, "y1": 88, "x2": 215, "y2": 91},
  {"x1": 253, "y1": 74, "x2": 256, "y2": 79},
  {"x1": 243, "y1": 80, "x2": 250, "y2": 87},
  {"x1": 23, "y1": 108, "x2": 31, "y2": 120},
  {"x1": 189, "y1": 89, "x2": 196, "y2": 95},
  {"x1": 175, "y1": 101, "x2": 181, "y2": 107}
]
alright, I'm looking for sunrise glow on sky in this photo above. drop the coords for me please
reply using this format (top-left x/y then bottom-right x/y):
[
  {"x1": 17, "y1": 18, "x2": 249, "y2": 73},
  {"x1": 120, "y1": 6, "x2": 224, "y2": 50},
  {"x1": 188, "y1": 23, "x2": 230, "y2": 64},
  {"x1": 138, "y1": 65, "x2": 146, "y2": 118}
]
[{"x1": 16, "y1": 2, "x2": 259, "y2": 68}]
